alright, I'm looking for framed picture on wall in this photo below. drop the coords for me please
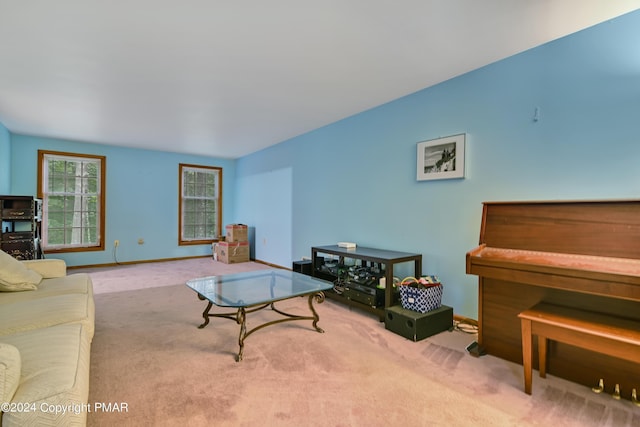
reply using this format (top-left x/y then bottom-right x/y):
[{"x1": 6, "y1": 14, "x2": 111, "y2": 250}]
[{"x1": 416, "y1": 133, "x2": 466, "y2": 181}]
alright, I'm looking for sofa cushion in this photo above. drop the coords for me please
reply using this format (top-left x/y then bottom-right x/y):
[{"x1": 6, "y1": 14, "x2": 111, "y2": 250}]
[
  {"x1": 0, "y1": 293, "x2": 95, "y2": 338},
  {"x1": 0, "y1": 324, "x2": 91, "y2": 427},
  {"x1": 0, "y1": 250, "x2": 43, "y2": 292},
  {"x1": 22, "y1": 259, "x2": 67, "y2": 279},
  {"x1": 0, "y1": 273, "x2": 92, "y2": 306},
  {"x1": 0, "y1": 342, "x2": 21, "y2": 405}
]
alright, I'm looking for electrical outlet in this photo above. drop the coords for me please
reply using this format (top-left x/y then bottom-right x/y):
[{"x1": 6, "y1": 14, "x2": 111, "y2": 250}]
[{"x1": 114, "y1": 240, "x2": 120, "y2": 247}]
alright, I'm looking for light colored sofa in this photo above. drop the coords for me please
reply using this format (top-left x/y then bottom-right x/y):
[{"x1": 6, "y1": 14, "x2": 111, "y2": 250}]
[{"x1": 0, "y1": 250, "x2": 94, "y2": 427}]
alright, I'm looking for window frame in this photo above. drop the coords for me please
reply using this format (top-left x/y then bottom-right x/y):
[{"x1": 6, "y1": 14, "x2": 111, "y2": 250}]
[
  {"x1": 37, "y1": 150, "x2": 106, "y2": 253},
  {"x1": 178, "y1": 163, "x2": 222, "y2": 246}
]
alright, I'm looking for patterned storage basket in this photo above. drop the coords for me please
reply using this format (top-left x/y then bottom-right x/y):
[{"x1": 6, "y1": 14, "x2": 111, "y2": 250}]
[{"x1": 398, "y1": 277, "x2": 443, "y2": 313}]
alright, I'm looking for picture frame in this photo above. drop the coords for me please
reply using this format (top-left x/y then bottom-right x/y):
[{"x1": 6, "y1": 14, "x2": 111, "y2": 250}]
[{"x1": 416, "y1": 133, "x2": 466, "y2": 181}]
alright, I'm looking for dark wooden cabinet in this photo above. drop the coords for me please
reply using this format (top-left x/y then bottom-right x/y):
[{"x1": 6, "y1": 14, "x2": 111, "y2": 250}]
[
  {"x1": 311, "y1": 245, "x2": 422, "y2": 320},
  {"x1": 1, "y1": 195, "x2": 42, "y2": 260}
]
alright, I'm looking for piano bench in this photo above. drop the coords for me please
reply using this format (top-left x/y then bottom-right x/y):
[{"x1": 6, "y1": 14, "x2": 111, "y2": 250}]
[{"x1": 518, "y1": 302, "x2": 640, "y2": 395}]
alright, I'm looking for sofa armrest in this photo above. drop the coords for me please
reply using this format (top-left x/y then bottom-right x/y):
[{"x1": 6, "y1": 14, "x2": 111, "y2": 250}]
[{"x1": 21, "y1": 259, "x2": 67, "y2": 278}]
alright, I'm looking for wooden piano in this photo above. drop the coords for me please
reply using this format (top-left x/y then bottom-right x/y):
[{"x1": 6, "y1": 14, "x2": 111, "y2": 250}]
[{"x1": 466, "y1": 200, "x2": 640, "y2": 396}]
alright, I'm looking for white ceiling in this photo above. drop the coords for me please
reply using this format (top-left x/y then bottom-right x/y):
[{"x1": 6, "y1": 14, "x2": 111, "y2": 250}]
[{"x1": 1, "y1": 1, "x2": 639, "y2": 159}]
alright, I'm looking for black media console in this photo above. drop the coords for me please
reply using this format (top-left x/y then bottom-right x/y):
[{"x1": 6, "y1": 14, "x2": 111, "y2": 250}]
[{"x1": 311, "y1": 245, "x2": 422, "y2": 320}]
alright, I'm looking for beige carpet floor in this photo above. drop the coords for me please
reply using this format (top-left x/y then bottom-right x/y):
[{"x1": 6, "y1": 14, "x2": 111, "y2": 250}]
[
  {"x1": 72, "y1": 258, "x2": 273, "y2": 294},
  {"x1": 82, "y1": 258, "x2": 639, "y2": 426}
]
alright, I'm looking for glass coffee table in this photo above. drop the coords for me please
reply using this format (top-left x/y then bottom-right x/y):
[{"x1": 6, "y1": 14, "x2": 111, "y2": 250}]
[{"x1": 186, "y1": 269, "x2": 333, "y2": 361}]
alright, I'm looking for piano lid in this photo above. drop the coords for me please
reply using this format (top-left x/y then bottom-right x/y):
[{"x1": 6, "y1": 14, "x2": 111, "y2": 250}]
[
  {"x1": 478, "y1": 199, "x2": 640, "y2": 260},
  {"x1": 468, "y1": 245, "x2": 640, "y2": 282},
  {"x1": 467, "y1": 200, "x2": 640, "y2": 301}
]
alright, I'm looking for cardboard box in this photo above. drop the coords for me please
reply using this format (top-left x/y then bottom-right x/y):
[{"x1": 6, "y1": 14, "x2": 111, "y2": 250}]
[
  {"x1": 225, "y1": 224, "x2": 248, "y2": 242},
  {"x1": 384, "y1": 304, "x2": 453, "y2": 341},
  {"x1": 216, "y1": 241, "x2": 250, "y2": 264}
]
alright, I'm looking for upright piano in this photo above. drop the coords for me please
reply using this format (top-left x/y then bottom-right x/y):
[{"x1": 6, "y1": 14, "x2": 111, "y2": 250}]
[{"x1": 466, "y1": 200, "x2": 640, "y2": 395}]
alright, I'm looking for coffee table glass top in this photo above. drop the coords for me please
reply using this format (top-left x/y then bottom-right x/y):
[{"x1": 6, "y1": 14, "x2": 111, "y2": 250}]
[{"x1": 186, "y1": 269, "x2": 332, "y2": 308}]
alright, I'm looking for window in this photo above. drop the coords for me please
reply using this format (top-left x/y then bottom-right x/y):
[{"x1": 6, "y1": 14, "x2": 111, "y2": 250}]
[
  {"x1": 179, "y1": 164, "x2": 222, "y2": 245},
  {"x1": 37, "y1": 150, "x2": 105, "y2": 252}
]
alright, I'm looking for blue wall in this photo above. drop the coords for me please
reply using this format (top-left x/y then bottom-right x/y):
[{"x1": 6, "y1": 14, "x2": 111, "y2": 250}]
[
  {"x1": 236, "y1": 10, "x2": 640, "y2": 318},
  {"x1": 0, "y1": 122, "x2": 10, "y2": 194},
  {"x1": 9, "y1": 134, "x2": 236, "y2": 266},
  {"x1": 235, "y1": 166, "x2": 292, "y2": 267}
]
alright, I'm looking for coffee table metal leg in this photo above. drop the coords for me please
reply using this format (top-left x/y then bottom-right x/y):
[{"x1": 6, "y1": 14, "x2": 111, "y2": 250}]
[
  {"x1": 308, "y1": 292, "x2": 326, "y2": 333},
  {"x1": 198, "y1": 300, "x2": 213, "y2": 329},
  {"x1": 194, "y1": 291, "x2": 327, "y2": 362},
  {"x1": 237, "y1": 307, "x2": 247, "y2": 362}
]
